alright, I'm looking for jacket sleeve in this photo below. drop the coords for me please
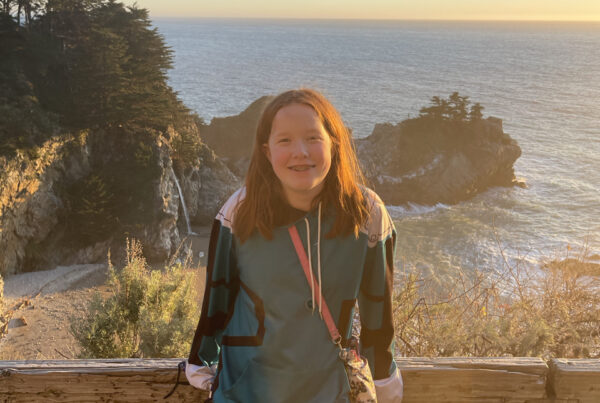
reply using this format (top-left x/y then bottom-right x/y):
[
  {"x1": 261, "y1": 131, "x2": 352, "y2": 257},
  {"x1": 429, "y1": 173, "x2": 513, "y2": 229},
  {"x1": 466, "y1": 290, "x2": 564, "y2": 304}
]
[
  {"x1": 186, "y1": 197, "x2": 241, "y2": 389},
  {"x1": 358, "y1": 191, "x2": 403, "y2": 402}
]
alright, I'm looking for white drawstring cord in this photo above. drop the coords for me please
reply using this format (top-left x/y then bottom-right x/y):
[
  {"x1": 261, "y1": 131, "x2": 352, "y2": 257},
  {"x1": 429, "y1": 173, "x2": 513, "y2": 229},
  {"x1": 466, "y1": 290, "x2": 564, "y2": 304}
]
[
  {"x1": 304, "y1": 202, "x2": 323, "y2": 317},
  {"x1": 304, "y1": 218, "x2": 315, "y2": 314},
  {"x1": 317, "y1": 202, "x2": 322, "y2": 318}
]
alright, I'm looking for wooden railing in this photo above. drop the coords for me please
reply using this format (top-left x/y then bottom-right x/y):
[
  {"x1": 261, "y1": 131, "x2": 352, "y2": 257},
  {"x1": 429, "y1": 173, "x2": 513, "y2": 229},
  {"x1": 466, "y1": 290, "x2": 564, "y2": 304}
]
[{"x1": 1, "y1": 357, "x2": 599, "y2": 402}]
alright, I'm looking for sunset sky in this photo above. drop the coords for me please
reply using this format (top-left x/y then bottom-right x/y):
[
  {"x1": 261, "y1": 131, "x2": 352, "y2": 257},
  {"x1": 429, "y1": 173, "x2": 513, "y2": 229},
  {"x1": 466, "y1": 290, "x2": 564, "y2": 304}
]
[{"x1": 128, "y1": 0, "x2": 600, "y2": 21}]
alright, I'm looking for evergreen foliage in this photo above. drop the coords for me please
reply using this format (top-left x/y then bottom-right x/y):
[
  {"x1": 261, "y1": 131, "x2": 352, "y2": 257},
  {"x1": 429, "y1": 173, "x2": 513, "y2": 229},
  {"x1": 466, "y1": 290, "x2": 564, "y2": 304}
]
[
  {"x1": 62, "y1": 130, "x2": 162, "y2": 247},
  {"x1": 469, "y1": 102, "x2": 484, "y2": 121},
  {"x1": 65, "y1": 172, "x2": 117, "y2": 246},
  {"x1": 419, "y1": 92, "x2": 485, "y2": 123},
  {"x1": 0, "y1": 13, "x2": 60, "y2": 156},
  {"x1": 71, "y1": 239, "x2": 201, "y2": 358},
  {"x1": 391, "y1": 92, "x2": 491, "y2": 151},
  {"x1": 0, "y1": 0, "x2": 189, "y2": 153},
  {"x1": 171, "y1": 116, "x2": 204, "y2": 168}
]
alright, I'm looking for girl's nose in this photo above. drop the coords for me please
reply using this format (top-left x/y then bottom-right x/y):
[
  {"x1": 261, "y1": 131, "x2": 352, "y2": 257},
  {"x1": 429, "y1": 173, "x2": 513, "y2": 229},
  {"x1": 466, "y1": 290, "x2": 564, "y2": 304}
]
[{"x1": 292, "y1": 140, "x2": 309, "y2": 157}]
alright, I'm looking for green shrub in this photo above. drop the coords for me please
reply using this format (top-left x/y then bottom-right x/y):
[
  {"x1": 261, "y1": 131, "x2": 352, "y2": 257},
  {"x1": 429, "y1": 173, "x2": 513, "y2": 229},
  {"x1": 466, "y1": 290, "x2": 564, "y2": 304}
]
[{"x1": 71, "y1": 239, "x2": 201, "y2": 358}]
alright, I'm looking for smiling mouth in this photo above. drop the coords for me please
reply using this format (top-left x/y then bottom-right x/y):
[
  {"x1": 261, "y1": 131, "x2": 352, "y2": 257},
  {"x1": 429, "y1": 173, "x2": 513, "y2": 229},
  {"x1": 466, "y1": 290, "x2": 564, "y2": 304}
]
[{"x1": 289, "y1": 165, "x2": 315, "y2": 171}]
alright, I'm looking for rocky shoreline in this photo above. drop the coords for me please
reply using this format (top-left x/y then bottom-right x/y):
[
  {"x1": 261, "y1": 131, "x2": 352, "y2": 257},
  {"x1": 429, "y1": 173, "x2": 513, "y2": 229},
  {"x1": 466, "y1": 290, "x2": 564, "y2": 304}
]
[{"x1": 0, "y1": 96, "x2": 521, "y2": 276}]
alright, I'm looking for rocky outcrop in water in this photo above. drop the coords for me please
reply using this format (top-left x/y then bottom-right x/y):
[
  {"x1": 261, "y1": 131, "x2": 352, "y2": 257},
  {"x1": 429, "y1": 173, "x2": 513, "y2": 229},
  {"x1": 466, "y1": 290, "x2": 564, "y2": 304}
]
[
  {"x1": 199, "y1": 97, "x2": 522, "y2": 206},
  {"x1": 355, "y1": 116, "x2": 522, "y2": 205}
]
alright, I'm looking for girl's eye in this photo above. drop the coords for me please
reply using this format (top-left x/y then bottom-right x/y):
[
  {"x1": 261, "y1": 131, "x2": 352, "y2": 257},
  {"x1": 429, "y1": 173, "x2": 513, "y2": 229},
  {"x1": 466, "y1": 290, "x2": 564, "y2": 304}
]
[{"x1": 278, "y1": 138, "x2": 290, "y2": 143}]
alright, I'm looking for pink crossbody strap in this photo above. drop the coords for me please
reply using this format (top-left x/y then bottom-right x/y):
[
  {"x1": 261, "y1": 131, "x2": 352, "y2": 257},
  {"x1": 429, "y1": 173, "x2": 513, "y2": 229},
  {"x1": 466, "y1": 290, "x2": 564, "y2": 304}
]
[{"x1": 288, "y1": 226, "x2": 341, "y2": 344}]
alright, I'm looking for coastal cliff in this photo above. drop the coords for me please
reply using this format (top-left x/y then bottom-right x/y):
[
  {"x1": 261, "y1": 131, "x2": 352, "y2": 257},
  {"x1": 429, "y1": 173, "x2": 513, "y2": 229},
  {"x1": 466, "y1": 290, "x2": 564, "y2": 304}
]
[
  {"x1": 0, "y1": 129, "x2": 238, "y2": 276},
  {"x1": 0, "y1": 1, "x2": 242, "y2": 276},
  {"x1": 0, "y1": 93, "x2": 521, "y2": 276}
]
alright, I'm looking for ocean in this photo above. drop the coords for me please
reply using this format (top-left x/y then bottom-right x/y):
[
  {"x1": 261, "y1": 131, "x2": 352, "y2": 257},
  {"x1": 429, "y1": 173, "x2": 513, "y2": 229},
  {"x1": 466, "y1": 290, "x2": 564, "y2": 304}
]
[{"x1": 152, "y1": 18, "x2": 600, "y2": 276}]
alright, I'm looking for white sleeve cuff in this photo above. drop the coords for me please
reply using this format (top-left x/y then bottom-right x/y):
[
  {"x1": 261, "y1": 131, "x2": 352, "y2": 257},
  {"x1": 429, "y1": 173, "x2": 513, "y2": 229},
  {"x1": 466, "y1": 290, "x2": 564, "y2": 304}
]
[
  {"x1": 185, "y1": 361, "x2": 217, "y2": 391},
  {"x1": 374, "y1": 367, "x2": 403, "y2": 403}
]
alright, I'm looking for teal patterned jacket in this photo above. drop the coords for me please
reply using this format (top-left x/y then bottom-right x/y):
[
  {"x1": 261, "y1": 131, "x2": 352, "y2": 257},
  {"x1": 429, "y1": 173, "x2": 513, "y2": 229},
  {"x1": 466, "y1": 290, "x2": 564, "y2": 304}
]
[{"x1": 187, "y1": 187, "x2": 403, "y2": 402}]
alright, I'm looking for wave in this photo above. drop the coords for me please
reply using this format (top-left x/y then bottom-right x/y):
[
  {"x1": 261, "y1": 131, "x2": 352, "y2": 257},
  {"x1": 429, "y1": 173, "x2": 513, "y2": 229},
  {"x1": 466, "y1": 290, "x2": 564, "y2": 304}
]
[{"x1": 387, "y1": 202, "x2": 450, "y2": 217}]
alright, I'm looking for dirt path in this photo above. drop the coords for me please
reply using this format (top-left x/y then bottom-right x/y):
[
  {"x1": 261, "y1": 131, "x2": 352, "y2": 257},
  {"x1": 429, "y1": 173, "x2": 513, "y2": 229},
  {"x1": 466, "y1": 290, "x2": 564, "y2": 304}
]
[
  {"x1": 0, "y1": 264, "x2": 110, "y2": 360},
  {"x1": 0, "y1": 287, "x2": 113, "y2": 360}
]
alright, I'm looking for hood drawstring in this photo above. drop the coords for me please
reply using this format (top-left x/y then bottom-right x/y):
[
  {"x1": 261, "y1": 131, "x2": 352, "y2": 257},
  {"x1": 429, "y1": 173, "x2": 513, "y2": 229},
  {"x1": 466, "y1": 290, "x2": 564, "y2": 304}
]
[
  {"x1": 317, "y1": 202, "x2": 322, "y2": 318},
  {"x1": 303, "y1": 202, "x2": 323, "y2": 318}
]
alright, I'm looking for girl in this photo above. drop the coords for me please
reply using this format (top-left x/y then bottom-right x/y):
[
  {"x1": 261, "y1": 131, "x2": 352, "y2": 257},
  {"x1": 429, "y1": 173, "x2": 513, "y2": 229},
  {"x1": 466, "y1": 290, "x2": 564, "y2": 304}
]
[{"x1": 186, "y1": 89, "x2": 403, "y2": 402}]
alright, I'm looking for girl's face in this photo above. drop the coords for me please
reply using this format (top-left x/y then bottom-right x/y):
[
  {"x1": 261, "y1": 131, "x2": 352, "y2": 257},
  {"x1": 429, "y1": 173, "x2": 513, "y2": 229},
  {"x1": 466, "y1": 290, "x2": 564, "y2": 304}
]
[{"x1": 263, "y1": 103, "x2": 332, "y2": 210}]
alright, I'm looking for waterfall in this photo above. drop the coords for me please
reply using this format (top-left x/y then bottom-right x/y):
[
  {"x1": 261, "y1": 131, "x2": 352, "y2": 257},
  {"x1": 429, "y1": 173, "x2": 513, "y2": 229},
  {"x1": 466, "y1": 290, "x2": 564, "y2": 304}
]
[{"x1": 171, "y1": 167, "x2": 193, "y2": 236}]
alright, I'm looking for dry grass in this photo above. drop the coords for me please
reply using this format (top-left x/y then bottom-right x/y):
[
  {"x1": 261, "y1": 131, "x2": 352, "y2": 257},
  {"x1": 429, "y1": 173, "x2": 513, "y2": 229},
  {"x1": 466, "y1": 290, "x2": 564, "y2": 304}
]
[{"x1": 393, "y1": 241, "x2": 600, "y2": 359}]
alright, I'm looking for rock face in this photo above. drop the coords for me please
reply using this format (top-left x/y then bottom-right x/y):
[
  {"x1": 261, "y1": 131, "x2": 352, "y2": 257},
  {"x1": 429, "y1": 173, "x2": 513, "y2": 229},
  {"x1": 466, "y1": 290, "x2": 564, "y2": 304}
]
[
  {"x1": 177, "y1": 146, "x2": 240, "y2": 225},
  {"x1": 0, "y1": 126, "x2": 239, "y2": 276},
  {"x1": 356, "y1": 117, "x2": 522, "y2": 205},
  {"x1": 139, "y1": 133, "x2": 181, "y2": 262},
  {"x1": 169, "y1": 124, "x2": 241, "y2": 225},
  {"x1": 0, "y1": 135, "x2": 94, "y2": 276},
  {"x1": 198, "y1": 96, "x2": 273, "y2": 176}
]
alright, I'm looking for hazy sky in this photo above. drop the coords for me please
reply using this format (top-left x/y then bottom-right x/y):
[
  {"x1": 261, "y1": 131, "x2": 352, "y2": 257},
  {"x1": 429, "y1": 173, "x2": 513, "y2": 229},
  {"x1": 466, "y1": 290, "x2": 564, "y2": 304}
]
[{"x1": 128, "y1": 0, "x2": 600, "y2": 21}]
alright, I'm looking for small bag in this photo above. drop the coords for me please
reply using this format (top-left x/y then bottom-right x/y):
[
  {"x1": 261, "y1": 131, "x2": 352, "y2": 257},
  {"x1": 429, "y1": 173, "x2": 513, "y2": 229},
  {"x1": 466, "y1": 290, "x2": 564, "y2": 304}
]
[
  {"x1": 340, "y1": 337, "x2": 377, "y2": 402},
  {"x1": 289, "y1": 226, "x2": 377, "y2": 403}
]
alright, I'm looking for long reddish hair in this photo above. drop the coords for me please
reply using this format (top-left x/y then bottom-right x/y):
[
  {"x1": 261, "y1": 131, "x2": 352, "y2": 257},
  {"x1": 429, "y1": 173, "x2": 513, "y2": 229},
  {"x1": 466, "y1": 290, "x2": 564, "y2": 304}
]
[{"x1": 233, "y1": 89, "x2": 369, "y2": 242}]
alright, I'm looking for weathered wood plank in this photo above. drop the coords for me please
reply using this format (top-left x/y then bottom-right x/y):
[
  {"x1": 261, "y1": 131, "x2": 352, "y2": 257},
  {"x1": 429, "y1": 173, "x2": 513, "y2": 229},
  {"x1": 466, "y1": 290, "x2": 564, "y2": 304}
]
[
  {"x1": 396, "y1": 357, "x2": 548, "y2": 403},
  {"x1": 0, "y1": 359, "x2": 208, "y2": 402},
  {"x1": 0, "y1": 357, "x2": 551, "y2": 402},
  {"x1": 549, "y1": 358, "x2": 600, "y2": 403}
]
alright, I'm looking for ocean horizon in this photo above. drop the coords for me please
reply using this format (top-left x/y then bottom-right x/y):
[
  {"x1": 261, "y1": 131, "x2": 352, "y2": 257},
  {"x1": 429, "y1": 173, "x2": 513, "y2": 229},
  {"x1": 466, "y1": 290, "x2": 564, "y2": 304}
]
[{"x1": 153, "y1": 17, "x2": 600, "y2": 24}]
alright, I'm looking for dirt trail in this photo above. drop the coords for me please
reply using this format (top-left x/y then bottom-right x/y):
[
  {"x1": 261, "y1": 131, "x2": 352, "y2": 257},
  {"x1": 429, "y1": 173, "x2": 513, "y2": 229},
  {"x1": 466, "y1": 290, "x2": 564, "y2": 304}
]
[{"x1": 0, "y1": 264, "x2": 110, "y2": 360}]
